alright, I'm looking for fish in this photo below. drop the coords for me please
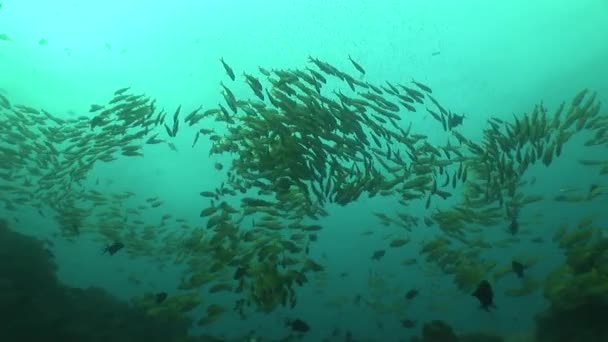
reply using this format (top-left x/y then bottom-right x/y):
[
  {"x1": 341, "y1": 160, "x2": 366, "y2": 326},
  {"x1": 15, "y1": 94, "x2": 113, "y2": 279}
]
[
  {"x1": 400, "y1": 319, "x2": 416, "y2": 328},
  {"x1": 155, "y1": 292, "x2": 168, "y2": 303},
  {"x1": 286, "y1": 318, "x2": 310, "y2": 332},
  {"x1": 530, "y1": 237, "x2": 544, "y2": 243},
  {"x1": 220, "y1": 58, "x2": 235, "y2": 81},
  {"x1": 448, "y1": 112, "x2": 465, "y2": 129},
  {"x1": 103, "y1": 241, "x2": 124, "y2": 255},
  {"x1": 508, "y1": 216, "x2": 519, "y2": 235},
  {"x1": 472, "y1": 280, "x2": 495, "y2": 311},
  {"x1": 233, "y1": 266, "x2": 248, "y2": 280},
  {"x1": 348, "y1": 55, "x2": 366, "y2": 75},
  {"x1": 114, "y1": 87, "x2": 131, "y2": 96},
  {"x1": 512, "y1": 261, "x2": 525, "y2": 278},
  {"x1": 192, "y1": 131, "x2": 201, "y2": 148},
  {"x1": 220, "y1": 82, "x2": 238, "y2": 113},
  {"x1": 244, "y1": 73, "x2": 264, "y2": 100},
  {"x1": 411, "y1": 79, "x2": 432, "y2": 93},
  {"x1": 371, "y1": 249, "x2": 386, "y2": 260},
  {"x1": 353, "y1": 294, "x2": 362, "y2": 306},
  {"x1": 390, "y1": 238, "x2": 409, "y2": 247},
  {"x1": 404, "y1": 289, "x2": 419, "y2": 300},
  {"x1": 89, "y1": 104, "x2": 104, "y2": 112}
]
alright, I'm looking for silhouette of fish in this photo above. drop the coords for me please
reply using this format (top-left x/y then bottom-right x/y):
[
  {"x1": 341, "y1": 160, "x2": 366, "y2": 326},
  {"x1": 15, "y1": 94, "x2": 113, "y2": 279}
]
[
  {"x1": 103, "y1": 241, "x2": 124, "y2": 255},
  {"x1": 512, "y1": 261, "x2": 525, "y2": 278},
  {"x1": 508, "y1": 217, "x2": 519, "y2": 235},
  {"x1": 286, "y1": 318, "x2": 310, "y2": 333},
  {"x1": 155, "y1": 292, "x2": 168, "y2": 303},
  {"x1": 405, "y1": 289, "x2": 419, "y2": 300},
  {"x1": 400, "y1": 319, "x2": 416, "y2": 328},
  {"x1": 472, "y1": 280, "x2": 495, "y2": 311},
  {"x1": 371, "y1": 249, "x2": 386, "y2": 261}
]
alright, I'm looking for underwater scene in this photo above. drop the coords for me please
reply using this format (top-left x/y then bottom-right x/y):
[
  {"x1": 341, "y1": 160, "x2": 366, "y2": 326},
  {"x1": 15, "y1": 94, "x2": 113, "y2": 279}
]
[{"x1": 1, "y1": 0, "x2": 608, "y2": 341}]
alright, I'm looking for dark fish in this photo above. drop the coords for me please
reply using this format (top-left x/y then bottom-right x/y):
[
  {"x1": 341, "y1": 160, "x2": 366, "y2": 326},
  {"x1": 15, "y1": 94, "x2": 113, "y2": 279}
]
[
  {"x1": 448, "y1": 112, "x2": 465, "y2": 129},
  {"x1": 353, "y1": 294, "x2": 362, "y2": 306},
  {"x1": 220, "y1": 58, "x2": 235, "y2": 81},
  {"x1": 472, "y1": 280, "x2": 495, "y2": 311},
  {"x1": 286, "y1": 318, "x2": 310, "y2": 332},
  {"x1": 192, "y1": 131, "x2": 201, "y2": 148},
  {"x1": 405, "y1": 289, "x2": 419, "y2": 300},
  {"x1": 371, "y1": 249, "x2": 386, "y2": 261},
  {"x1": 512, "y1": 261, "x2": 525, "y2": 278},
  {"x1": 400, "y1": 319, "x2": 416, "y2": 328},
  {"x1": 401, "y1": 101, "x2": 416, "y2": 112},
  {"x1": 155, "y1": 292, "x2": 168, "y2": 303},
  {"x1": 172, "y1": 105, "x2": 181, "y2": 123},
  {"x1": 233, "y1": 266, "x2": 247, "y2": 280},
  {"x1": 244, "y1": 73, "x2": 264, "y2": 100},
  {"x1": 508, "y1": 216, "x2": 519, "y2": 235},
  {"x1": 89, "y1": 104, "x2": 104, "y2": 112},
  {"x1": 348, "y1": 55, "x2": 366, "y2": 75},
  {"x1": 411, "y1": 79, "x2": 432, "y2": 93},
  {"x1": 114, "y1": 87, "x2": 130, "y2": 96},
  {"x1": 103, "y1": 241, "x2": 124, "y2": 255},
  {"x1": 220, "y1": 82, "x2": 238, "y2": 113}
]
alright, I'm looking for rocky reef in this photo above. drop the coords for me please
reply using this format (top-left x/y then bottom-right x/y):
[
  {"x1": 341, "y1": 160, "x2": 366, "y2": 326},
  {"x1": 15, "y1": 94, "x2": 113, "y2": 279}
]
[{"x1": 0, "y1": 218, "x2": 194, "y2": 342}]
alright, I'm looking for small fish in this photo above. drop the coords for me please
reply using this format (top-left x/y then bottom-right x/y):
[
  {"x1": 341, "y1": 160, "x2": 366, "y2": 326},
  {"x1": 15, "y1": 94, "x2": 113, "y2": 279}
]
[
  {"x1": 286, "y1": 318, "x2": 310, "y2": 332},
  {"x1": 103, "y1": 241, "x2": 124, "y2": 255},
  {"x1": 508, "y1": 216, "x2": 519, "y2": 235},
  {"x1": 472, "y1": 280, "x2": 495, "y2": 311},
  {"x1": 512, "y1": 261, "x2": 525, "y2": 278},
  {"x1": 411, "y1": 79, "x2": 432, "y2": 93},
  {"x1": 114, "y1": 87, "x2": 130, "y2": 96},
  {"x1": 192, "y1": 131, "x2": 201, "y2": 148},
  {"x1": 348, "y1": 55, "x2": 366, "y2": 75},
  {"x1": 353, "y1": 294, "x2": 362, "y2": 306},
  {"x1": 155, "y1": 292, "x2": 168, "y2": 303},
  {"x1": 371, "y1": 249, "x2": 385, "y2": 261},
  {"x1": 400, "y1": 319, "x2": 416, "y2": 328},
  {"x1": 220, "y1": 82, "x2": 238, "y2": 113},
  {"x1": 431, "y1": 51, "x2": 441, "y2": 56},
  {"x1": 390, "y1": 238, "x2": 409, "y2": 247},
  {"x1": 448, "y1": 112, "x2": 465, "y2": 129},
  {"x1": 38, "y1": 38, "x2": 47, "y2": 45},
  {"x1": 404, "y1": 289, "x2": 419, "y2": 300},
  {"x1": 220, "y1": 58, "x2": 235, "y2": 81},
  {"x1": 233, "y1": 266, "x2": 248, "y2": 280},
  {"x1": 89, "y1": 104, "x2": 104, "y2": 112}
]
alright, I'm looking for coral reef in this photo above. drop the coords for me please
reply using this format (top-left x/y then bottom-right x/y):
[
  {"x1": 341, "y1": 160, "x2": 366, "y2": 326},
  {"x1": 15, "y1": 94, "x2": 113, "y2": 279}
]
[
  {"x1": 535, "y1": 226, "x2": 608, "y2": 341},
  {"x1": 0, "y1": 219, "x2": 194, "y2": 342}
]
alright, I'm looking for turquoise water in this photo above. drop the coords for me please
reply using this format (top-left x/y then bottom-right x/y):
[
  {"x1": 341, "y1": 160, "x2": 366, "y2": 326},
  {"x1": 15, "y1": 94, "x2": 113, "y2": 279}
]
[{"x1": 1, "y1": 1, "x2": 608, "y2": 341}]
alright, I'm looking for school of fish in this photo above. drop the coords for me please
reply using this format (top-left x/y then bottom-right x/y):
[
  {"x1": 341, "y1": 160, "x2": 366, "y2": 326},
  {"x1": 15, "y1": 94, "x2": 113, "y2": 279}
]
[{"x1": 1, "y1": 53, "x2": 608, "y2": 337}]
